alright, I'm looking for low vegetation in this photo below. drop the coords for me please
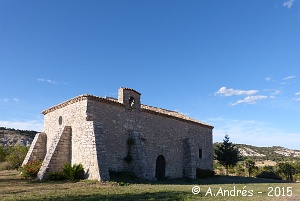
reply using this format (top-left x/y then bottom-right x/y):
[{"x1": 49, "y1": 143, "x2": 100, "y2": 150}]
[
  {"x1": 196, "y1": 168, "x2": 215, "y2": 179},
  {"x1": 47, "y1": 163, "x2": 85, "y2": 181},
  {"x1": 1, "y1": 170, "x2": 300, "y2": 201},
  {"x1": 1, "y1": 130, "x2": 300, "y2": 200},
  {"x1": 214, "y1": 135, "x2": 300, "y2": 183},
  {"x1": 19, "y1": 160, "x2": 42, "y2": 179},
  {"x1": 0, "y1": 144, "x2": 28, "y2": 170}
]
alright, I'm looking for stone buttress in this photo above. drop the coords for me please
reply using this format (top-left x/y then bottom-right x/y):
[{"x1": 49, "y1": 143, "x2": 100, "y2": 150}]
[
  {"x1": 22, "y1": 133, "x2": 47, "y2": 166},
  {"x1": 36, "y1": 126, "x2": 72, "y2": 180}
]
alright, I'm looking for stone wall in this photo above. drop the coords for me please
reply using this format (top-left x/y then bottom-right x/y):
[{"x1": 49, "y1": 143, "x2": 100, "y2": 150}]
[
  {"x1": 22, "y1": 133, "x2": 47, "y2": 166},
  {"x1": 86, "y1": 88, "x2": 213, "y2": 180},
  {"x1": 32, "y1": 88, "x2": 213, "y2": 181},
  {"x1": 37, "y1": 126, "x2": 72, "y2": 180},
  {"x1": 41, "y1": 97, "x2": 111, "y2": 181}
]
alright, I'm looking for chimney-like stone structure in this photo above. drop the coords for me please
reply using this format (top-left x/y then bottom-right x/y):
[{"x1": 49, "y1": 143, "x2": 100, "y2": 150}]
[{"x1": 118, "y1": 87, "x2": 141, "y2": 111}]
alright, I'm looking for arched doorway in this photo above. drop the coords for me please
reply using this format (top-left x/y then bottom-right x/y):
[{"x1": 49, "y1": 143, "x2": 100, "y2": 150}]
[{"x1": 155, "y1": 155, "x2": 166, "y2": 180}]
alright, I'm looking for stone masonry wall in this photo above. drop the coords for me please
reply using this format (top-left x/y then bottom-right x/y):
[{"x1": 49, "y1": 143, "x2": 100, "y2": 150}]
[
  {"x1": 138, "y1": 110, "x2": 213, "y2": 179},
  {"x1": 42, "y1": 98, "x2": 108, "y2": 181},
  {"x1": 40, "y1": 89, "x2": 213, "y2": 181},
  {"x1": 37, "y1": 126, "x2": 72, "y2": 180},
  {"x1": 22, "y1": 133, "x2": 47, "y2": 166},
  {"x1": 183, "y1": 138, "x2": 196, "y2": 179},
  {"x1": 87, "y1": 93, "x2": 213, "y2": 180}
]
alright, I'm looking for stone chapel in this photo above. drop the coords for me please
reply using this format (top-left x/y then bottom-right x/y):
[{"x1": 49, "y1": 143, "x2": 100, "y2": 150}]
[{"x1": 23, "y1": 87, "x2": 213, "y2": 181}]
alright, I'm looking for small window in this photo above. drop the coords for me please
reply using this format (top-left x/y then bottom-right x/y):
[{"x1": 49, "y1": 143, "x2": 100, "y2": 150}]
[
  {"x1": 58, "y1": 116, "x2": 62, "y2": 125},
  {"x1": 129, "y1": 96, "x2": 135, "y2": 108},
  {"x1": 199, "y1": 149, "x2": 202, "y2": 159}
]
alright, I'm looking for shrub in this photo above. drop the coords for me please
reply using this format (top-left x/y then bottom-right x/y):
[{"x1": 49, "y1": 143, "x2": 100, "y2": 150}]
[
  {"x1": 62, "y1": 163, "x2": 84, "y2": 181},
  {"x1": 47, "y1": 163, "x2": 84, "y2": 181},
  {"x1": 6, "y1": 145, "x2": 29, "y2": 169},
  {"x1": 196, "y1": 168, "x2": 215, "y2": 178},
  {"x1": 19, "y1": 160, "x2": 42, "y2": 179},
  {"x1": 71, "y1": 163, "x2": 85, "y2": 180},
  {"x1": 294, "y1": 174, "x2": 300, "y2": 182},
  {"x1": 261, "y1": 165, "x2": 275, "y2": 172},
  {"x1": 118, "y1": 181, "x2": 130, "y2": 186},
  {"x1": 0, "y1": 145, "x2": 7, "y2": 162},
  {"x1": 235, "y1": 163, "x2": 245, "y2": 176},
  {"x1": 109, "y1": 170, "x2": 137, "y2": 181},
  {"x1": 47, "y1": 172, "x2": 66, "y2": 181},
  {"x1": 62, "y1": 163, "x2": 73, "y2": 180},
  {"x1": 256, "y1": 171, "x2": 282, "y2": 180}
]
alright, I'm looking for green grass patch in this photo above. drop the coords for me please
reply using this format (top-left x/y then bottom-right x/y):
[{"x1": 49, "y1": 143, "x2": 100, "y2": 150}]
[{"x1": 1, "y1": 170, "x2": 300, "y2": 201}]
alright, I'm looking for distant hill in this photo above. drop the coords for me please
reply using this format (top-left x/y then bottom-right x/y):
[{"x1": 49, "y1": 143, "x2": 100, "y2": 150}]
[
  {"x1": 0, "y1": 127, "x2": 38, "y2": 147},
  {"x1": 214, "y1": 142, "x2": 300, "y2": 161}
]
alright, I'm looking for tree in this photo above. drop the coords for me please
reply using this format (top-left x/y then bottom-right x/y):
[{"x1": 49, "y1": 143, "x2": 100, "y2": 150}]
[
  {"x1": 6, "y1": 145, "x2": 29, "y2": 169},
  {"x1": 0, "y1": 145, "x2": 7, "y2": 162},
  {"x1": 294, "y1": 161, "x2": 300, "y2": 173},
  {"x1": 277, "y1": 162, "x2": 296, "y2": 182},
  {"x1": 235, "y1": 162, "x2": 245, "y2": 176},
  {"x1": 214, "y1": 134, "x2": 242, "y2": 176},
  {"x1": 245, "y1": 158, "x2": 257, "y2": 177}
]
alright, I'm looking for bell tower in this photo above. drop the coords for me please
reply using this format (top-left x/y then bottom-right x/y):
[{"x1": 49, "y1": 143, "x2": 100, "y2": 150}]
[{"x1": 118, "y1": 87, "x2": 141, "y2": 111}]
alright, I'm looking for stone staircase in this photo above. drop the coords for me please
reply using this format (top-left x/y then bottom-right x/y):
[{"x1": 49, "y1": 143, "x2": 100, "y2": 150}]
[
  {"x1": 36, "y1": 126, "x2": 72, "y2": 180},
  {"x1": 22, "y1": 133, "x2": 47, "y2": 166}
]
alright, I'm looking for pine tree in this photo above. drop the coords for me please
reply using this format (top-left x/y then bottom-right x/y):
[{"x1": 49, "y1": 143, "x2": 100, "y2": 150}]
[{"x1": 214, "y1": 134, "x2": 242, "y2": 176}]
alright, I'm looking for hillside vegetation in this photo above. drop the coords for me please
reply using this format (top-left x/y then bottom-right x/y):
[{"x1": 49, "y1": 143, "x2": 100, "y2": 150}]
[
  {"x1": 0, "y1": 127, "x2": 37, "y2": 147},
  {"x1": 214, "y1": 143, "x2": 300, "y2": 162}
]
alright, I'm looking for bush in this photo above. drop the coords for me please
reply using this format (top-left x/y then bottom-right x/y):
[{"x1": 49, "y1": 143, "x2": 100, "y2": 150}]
[
  {"x1": 47, "y1": 163, "x2": 84, "y2": 181},
  {"x1": 256, "y1": 171, "x2": 282, "y2": 180},
  {"x1": 62, "y1": 163, "x2": 84, "y2": 181},
  {"x1": 62, "y1": 163, "x2": 73, "y2": 179},
  {"x1": 109, "y1": 170, "x2": 137, "y2": 181},
  {"x1": 293, "y1": 174, "x2": 300, "y2": 182},
  {"x1": 6, "y1": 145, "x2": 29, "y2": 169},
  {"x1": 0, "y1": 145, "x2": 7, "y2": 162},
  {"x1": 196, "y1": 168, "x2": 215, "y2": 178},
  {"x1": 47, "y1": 172, "x2": 66, "y2": 181},
  {"x1": 71, "y1": 163, "x2": 85, "y2": 180},
  {"x1": 19, "y1": 160, "x2": 42, "y2": 179}
]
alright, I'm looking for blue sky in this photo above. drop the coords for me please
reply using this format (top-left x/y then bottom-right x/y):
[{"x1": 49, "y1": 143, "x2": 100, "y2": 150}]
[{"x1": 1, "y1": 0, "x2": 300, "y2": 149}]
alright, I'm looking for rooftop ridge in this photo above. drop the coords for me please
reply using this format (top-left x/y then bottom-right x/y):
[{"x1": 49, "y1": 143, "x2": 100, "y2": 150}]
[
  {"x1": 141, "y1": 104, "x2": 213, "y2": 128},
  {"x1": 41, "y1": 94, "x2": 213, "y2": 128},
  {"x1": 120, "y1": 87, "x2": 141, "y2": 95},
  {"x1": 41, "y1": 94, "x2": 123, "y2": 115}
]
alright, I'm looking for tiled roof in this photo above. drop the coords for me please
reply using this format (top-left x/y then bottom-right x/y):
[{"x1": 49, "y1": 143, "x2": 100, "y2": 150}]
[
  {"x1": 41, "y1": 94, "x2": 123, "y2": 115},
  {"x1": 140, "y1": 104, "x2": 213, "y2": 128},
  {"x1": 41, "y1": 94, "x2": 213, "y2": 129}
]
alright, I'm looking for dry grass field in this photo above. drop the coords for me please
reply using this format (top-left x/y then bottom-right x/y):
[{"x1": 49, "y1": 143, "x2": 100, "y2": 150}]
[
  {"x1": 256, "y1": 160, "x2": 277, "y2": 167},
  {"x1": 0, "y1": 162, "x2": 8, "y2": 170},
  {"x1": 1, "y1": 170, "x2": 300, "y2": 201}
]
